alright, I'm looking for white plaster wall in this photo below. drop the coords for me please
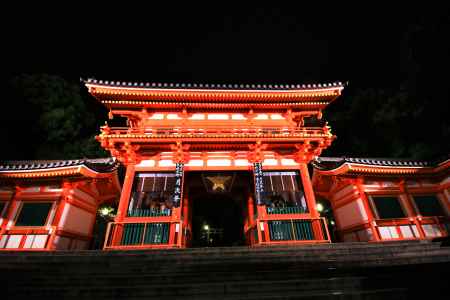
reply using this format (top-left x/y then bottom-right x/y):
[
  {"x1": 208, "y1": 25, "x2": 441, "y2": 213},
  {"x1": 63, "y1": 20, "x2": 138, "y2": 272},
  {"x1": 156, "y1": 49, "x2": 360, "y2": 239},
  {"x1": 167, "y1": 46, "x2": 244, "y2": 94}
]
[
  {"x1": 334, "y1": 199, "x2": 368, "y2": 229},
  {"x1": 331, "y1": 185, "x2": 357, "y2": 202},
  {"x1": 440, "y1": 175, "x2": 450, "y2": 186},
  {"x1": 59, "y1": 204, "x2": 94, "y2": 235},
  {"x1": 23, "y1": 235, "x2": 48, "y2": 249},
  {"x1": 343, "y1": 232, "x2": 357, "y2": 242},
  {"x1": 356, "y1": 228, "x2": 373, "y2": 242},
  {"x1": 399, "y1": 225, "x2": 416, "y2": 238},
  {"x1": 54, "y1": 236, "x2": 71, "y2": 250},
  {"x1": 422, "y1": 224, "x2": 442, "y2": 237},
  {"x1": 5, "y1": 235, "x2": 22, "y2": 248},
  {"x1": 0, "y1": 235, "x2": 8, "y2": 248},
  {"x1": 71, "y1": 239, "x2": 89, "y2": 250},
  {"x1": 73, "y1": 188, "x2": 97, "y2": 207},
  {"x1": 379, "y1": 226, "x2": 399, "y2": 239}
]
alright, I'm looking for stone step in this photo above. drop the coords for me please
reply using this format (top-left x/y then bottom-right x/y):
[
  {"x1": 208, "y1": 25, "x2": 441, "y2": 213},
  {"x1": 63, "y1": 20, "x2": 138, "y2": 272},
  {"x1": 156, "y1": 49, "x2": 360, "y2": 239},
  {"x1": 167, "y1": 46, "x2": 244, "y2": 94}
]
[
  {"x1": 2, "y1": 247, "x2": 449, "y2": 273},
  {"x1": 3, "y1": 241, "x2": 450, "y2": 299},
  {"x1": 6, "y1": 276, "x2": 366, "y2": 294},
  {"x1": 0, "y1": 243, "x2": 445, "y2": 266},
  {"x1": 6, "y1": 278, "x2": 411, "y2": 300},
  {"x1": 0, "y1": 240, "x2": 441, "y2": 259}
]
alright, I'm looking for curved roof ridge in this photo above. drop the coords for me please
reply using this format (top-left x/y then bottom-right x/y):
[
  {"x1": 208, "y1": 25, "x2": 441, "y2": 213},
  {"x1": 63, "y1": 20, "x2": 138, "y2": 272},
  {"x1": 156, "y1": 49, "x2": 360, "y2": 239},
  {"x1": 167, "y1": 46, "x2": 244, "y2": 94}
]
[
  {"x1": 313, "y1": 155, "x2": 450, "y2": 171},
  {"x1": 0, "y1": 157, "x2": 118, "y2": 173},
  {"x1": 83, "y1": 78, "x2": 346, "y2": 91}
]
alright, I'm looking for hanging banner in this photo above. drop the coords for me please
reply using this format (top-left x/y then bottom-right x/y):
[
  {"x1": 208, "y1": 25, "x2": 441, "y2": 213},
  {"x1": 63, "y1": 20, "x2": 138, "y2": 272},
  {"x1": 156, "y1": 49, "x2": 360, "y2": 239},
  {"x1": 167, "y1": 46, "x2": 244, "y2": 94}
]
[
  {"x1": 172, "y1": 163, "x2": 184, "y2": 207},
  {"x1": 253, "y1": 162, "x2": 264, "y2": 205}
]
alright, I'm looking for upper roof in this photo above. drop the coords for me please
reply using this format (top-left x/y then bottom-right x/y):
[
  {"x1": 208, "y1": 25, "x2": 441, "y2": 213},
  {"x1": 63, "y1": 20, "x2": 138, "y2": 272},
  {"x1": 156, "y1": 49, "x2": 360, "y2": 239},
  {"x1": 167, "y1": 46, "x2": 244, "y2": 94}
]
[
  {"x1": 0, "y1": 158, "x2": 120, "y2": 179},
  {"x1": 312, "y1": 156, "x2": 450, "y2": 176},
  {"x1": 83, "y1": 79, "x2": 345, "y2": 111},
  {"x1": 83, "y1": 78, "x2": 345, "y2": 91}
]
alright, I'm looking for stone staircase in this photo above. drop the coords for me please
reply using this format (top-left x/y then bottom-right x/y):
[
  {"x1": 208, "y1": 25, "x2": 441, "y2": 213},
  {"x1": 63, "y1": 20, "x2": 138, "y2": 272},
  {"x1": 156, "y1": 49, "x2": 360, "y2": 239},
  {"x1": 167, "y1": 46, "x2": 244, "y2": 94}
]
[{"x1": 2, "y1": 240, "x2": 450, "y2": 299}]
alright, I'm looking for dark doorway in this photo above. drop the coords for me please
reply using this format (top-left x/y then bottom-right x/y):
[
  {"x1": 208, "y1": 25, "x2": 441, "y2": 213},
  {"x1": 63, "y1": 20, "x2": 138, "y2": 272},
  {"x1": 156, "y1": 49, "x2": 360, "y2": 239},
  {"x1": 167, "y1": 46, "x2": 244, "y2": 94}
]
[{"x1": 185, "y1": 171, "x2": 251, "y2": 247}]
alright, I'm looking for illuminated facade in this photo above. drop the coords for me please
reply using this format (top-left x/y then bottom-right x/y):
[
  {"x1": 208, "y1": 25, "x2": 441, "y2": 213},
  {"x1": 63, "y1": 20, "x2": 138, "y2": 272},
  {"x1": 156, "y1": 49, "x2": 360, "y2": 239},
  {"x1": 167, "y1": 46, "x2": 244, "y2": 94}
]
[
  {"x1": 312, "y1": 157, "x2": 450, "y2": 242},
  {"x1": 0, "y1": 159, "x2": 120, "y2": 250},
  {"x1": 84, "y1": 79, "x2": 345, "y2": 249},
  {"x1": 2, "y1": 79, "x2": 447, "y2": 252}
]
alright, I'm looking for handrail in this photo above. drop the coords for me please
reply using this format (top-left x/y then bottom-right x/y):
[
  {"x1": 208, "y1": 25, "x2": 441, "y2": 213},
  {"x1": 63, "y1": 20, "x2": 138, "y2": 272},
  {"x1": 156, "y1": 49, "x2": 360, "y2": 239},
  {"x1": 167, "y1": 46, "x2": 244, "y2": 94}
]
[
  {"x1": 256, "y1": 217, "x2": 330, "y2": 243},
  {"x1": 103, "y1": 126, "x2": 328, "y2": 137},
  {"x1": 374, "y1": 216, "x2": 449, "y2": 240},
  {"x1": 375, "y1": 216, "x2": 449, "y2": 225},
  {"x1": 103, "y1": 220, "x2": 180, "y2": 249},
  {"x1": 0, "y1": 226, "x2": 57, "y2": 250}
]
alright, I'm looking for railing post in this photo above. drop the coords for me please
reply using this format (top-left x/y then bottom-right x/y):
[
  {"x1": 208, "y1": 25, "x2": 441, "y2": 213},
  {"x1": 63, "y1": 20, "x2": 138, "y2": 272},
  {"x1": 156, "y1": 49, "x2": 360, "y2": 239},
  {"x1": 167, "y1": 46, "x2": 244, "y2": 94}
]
[
  {"x1": 320, "y1": 217, "x2": 331, "y2": 242},
  {"x1": 141, "y1": 222, "x2": 148, "y2": 245},
  {"x1": 103, "y1": 222, "x2": 113, "y2": 249},
  {"x1": 46, "y1": 226, "x2": 57, "y2": 250},
  {"x1": 415, "y1": 216, "x2": 427, "y2": 239},
  {"x1": 435, "y1": 216, "x2": 447, "y2": 237}
]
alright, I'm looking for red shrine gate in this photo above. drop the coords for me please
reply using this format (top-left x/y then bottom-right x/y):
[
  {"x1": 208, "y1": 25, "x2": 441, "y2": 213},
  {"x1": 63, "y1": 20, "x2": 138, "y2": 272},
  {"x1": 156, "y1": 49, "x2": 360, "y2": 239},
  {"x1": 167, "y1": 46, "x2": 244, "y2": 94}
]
[{"x1": 84, "y1": 79, "x2": 345, "y2": 249}]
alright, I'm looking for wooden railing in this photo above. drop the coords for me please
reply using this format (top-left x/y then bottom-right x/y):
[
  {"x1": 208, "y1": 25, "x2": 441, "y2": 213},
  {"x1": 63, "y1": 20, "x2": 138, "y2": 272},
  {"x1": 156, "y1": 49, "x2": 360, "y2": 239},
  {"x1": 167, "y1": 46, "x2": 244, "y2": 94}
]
[
  {"x1": 266, "y1": 206, "x2": 308, "y2": 214},
  {"x1": 374, "y1": 216, "x2": 449, "y2": 240},
  {"x1": 0, "y1": 226, "x2": 57, "y2": 250},
  {"x1": 103, "y1": 126, "x2": 328, "y2": 137},
  {"x1": 127, "y1": 208, "x2": 171, "y2": 217},
  {"x1": 103, "y1": 220, "x2": 182, "y2": 250},
  {"x1": 255, "y1": 217, "x2": 330, "y2": 245}
]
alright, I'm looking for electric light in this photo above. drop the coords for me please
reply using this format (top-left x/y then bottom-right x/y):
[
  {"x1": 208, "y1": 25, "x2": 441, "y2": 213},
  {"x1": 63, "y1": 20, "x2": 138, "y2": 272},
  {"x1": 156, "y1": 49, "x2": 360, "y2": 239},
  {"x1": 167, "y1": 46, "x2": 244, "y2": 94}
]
[
  {"x1": 203, "y1": 224, "x2": 209, "y2": 231},
  {"x1": 99, "y1": 207, "x2": 112, "y2": 216},
  {"x1": 316, "y1": 203, "x2": 324, "y2": 212}
]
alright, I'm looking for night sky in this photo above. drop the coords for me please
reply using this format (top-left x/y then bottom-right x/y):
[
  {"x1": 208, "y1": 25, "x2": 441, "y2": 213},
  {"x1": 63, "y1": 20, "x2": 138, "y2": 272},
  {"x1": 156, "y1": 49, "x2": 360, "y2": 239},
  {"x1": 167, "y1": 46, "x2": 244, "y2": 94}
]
[
  {"x1": 2, "y1": 5, "x2": 450, "y2": 160},
  {"x1": 5, "y1": 6, "x2": 445, "y2": 85}
]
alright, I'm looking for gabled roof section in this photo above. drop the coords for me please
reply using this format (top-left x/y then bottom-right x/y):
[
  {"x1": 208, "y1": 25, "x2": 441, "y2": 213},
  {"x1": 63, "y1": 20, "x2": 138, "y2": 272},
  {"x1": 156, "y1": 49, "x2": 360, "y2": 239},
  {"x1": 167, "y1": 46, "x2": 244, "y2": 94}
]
[
  {"x1": 312, "y1": 156, "x2": 450, "y2": 176},
  {"x1": 83, "y1": 78, "x2": 345, "y2": 111},
  {"x1": 0, "y1": 158, "x2": 120, "y2": 179}
]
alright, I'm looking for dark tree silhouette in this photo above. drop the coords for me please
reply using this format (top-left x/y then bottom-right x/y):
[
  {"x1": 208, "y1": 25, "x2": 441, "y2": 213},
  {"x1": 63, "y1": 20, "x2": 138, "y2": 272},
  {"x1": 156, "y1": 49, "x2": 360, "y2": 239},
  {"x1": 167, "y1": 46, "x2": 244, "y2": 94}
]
[{"x1": 2, "y1": 74, "x2": 107, "y2": 160}]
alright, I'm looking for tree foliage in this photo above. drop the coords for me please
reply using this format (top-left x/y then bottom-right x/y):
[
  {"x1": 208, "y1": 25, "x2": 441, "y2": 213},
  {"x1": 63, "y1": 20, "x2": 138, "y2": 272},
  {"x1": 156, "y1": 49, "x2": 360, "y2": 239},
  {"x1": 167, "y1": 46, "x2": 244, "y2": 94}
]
[
  {"x1": 3, "y1": 74, "x2": 107, "y2": 160},
  {"x1": 324, "y1": 17, "x2": 450, "y2": 160}
]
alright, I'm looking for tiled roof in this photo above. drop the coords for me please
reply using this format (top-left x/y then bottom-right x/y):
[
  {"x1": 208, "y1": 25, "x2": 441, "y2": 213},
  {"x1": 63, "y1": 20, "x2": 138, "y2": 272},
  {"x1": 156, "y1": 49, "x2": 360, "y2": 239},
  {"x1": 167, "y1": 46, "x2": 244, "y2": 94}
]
[
  {"x1": 83, "y1": 78, "x2": 346, "y2": 90},
  {"x1": 0, "y1": 158, "x2": 118, "y2": 173},
  {"x1": 312, "y1": 156, "x2": 449, "y2": 171}
]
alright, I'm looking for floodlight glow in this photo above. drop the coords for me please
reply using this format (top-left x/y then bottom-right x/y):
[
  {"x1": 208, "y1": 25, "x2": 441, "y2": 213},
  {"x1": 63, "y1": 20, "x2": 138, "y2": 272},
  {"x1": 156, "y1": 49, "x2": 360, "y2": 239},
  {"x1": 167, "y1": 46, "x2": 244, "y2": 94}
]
[{"x1": 316, "y1": 203, "x2": 324, "y2": 212}]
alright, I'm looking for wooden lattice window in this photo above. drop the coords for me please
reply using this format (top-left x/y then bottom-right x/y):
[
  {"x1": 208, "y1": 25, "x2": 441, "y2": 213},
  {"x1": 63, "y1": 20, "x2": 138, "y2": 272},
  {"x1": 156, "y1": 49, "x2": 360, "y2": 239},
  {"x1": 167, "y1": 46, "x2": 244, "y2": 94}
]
[
  {"x1": 413, "y1": 195, "x2": 446, "y2": 217},
  {"x1": 263, "y1": 171, "x2": 308, "y2": 213},
  {"x1": 128, "y1": 173, "x2": 176, "y2": 216},
  {"x1": 371, "y1": 196, "x2": 406, "y2": 219},
  {"x1": 15, "y1": 202, "x2": 53, "y2": 226},
  {"x1": 0, "y1": 202, "x2": 7, "y2": 218}
]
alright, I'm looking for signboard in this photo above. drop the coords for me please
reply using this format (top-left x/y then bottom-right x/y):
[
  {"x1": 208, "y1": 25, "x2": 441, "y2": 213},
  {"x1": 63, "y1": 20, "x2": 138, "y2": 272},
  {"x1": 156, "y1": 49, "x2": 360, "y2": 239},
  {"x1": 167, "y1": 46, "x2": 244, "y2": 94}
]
[
  {"x1": 173, "y1": 163, "x2": 184, "y2": 207},
  {"x1": 253, "y1": 162, "x2": 264, "y2": 205}
]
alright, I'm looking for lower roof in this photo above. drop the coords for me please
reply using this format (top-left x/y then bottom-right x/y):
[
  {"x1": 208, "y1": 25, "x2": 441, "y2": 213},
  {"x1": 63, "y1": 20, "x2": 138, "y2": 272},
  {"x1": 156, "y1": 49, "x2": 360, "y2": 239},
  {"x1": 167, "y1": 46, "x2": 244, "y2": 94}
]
[
  {"x1": 312, "y1": 156, "x2": 450, "y2": 176},
  {"x1": 0, "y1": 158, "x2": 119, "y2": 179}
]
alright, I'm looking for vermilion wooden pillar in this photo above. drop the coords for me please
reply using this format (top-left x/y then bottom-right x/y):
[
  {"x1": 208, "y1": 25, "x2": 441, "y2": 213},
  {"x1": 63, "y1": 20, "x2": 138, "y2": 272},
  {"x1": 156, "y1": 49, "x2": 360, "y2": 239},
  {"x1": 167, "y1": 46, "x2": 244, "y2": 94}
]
[
  {"x1": 299, "y1": 162, "x2": 324, "y2": 240},
  {"x1": 247, "y1": 193, "x2": 255, "y2": 245},
  {"x1": 115, "y1": 164, "x2": 135, "y2": 222},
  {"x1": 355, "y1": 178, "x2": 381, "y2": 242},
  {"x1": 112, "y1": 164, "x2": 135, "y2": 246},
  {"x1": 247, "y1": 193, "x2": 255, "y2": 228},
  {"x1": 181, "y1": 195, "x2": 190, "y2": 248},
  {"x1": 399, "y1": 182, "x2": 426, "y2": 239},
  {"x1": 1, "y1": 187, "x2": 21, "y2": 235}
]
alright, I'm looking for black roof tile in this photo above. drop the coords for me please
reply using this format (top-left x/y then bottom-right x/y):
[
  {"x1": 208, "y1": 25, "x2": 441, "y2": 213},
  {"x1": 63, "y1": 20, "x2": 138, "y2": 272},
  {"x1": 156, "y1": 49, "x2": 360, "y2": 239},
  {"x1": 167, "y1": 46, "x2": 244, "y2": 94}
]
[
  {"x1": 312, "y1": 156, "x2": 450, "y2": 171},
  {"x1": 83, "y1": 78, "x2": 346, "y2": 91},
  {"x1": 0, "y1": 158, "x2": 119, "y2": 173}
]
